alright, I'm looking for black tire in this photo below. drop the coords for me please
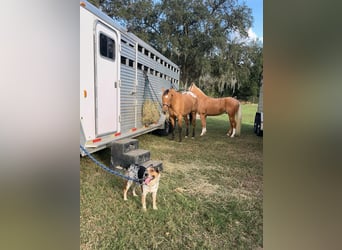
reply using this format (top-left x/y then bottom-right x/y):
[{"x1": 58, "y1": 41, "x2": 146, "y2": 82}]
[
  {"x1": 254, "y1": 112, "x2": 263, "y2": 136},
  {"x1": 254, "y1": 113, "x2": 260, "y2": 134},
  {"x1": 256, "y1": 124, "x2": 261, "y2": 136},
  {"x1": 154, "y1": 119, "x2": 171, "y2": 136}
]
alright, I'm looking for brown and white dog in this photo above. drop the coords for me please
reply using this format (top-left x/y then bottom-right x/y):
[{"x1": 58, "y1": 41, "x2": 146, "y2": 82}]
[{"x1": 123, "y1": 164, "x2": 161, "y2": 211}]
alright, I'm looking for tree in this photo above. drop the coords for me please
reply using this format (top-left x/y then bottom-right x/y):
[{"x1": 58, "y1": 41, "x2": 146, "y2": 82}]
[{"x1": 89, "y1": 0, "x2": 262, "y2": 99}]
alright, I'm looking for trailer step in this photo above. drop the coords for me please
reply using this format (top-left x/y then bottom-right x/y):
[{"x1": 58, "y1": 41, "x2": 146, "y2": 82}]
[
  {"x1": 111, "y1": 138, "x2": 139, "y2": 155},
  {"x1": 140, "y1": 160, "x2": 163, "y2": 171},
  {"x1": 110, "y1": 139, "x2": 163, "y2": 171},
  {"x1": 124, "y1": 149, "x2": 150, "y2": 166}
]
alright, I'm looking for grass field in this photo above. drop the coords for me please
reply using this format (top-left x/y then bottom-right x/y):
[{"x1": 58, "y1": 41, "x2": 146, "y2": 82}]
[{"x1": 80, "y1": 103, "x2": 262, "y2": 249}]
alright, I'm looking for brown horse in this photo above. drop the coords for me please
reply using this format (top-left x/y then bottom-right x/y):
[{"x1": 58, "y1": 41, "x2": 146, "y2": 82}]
[
  {"x1": 161, "y1": 88, "x2": 198, "y2": 142},
  {"x1": 188, "y1": 83, "x2": 242, "y2": 137}
]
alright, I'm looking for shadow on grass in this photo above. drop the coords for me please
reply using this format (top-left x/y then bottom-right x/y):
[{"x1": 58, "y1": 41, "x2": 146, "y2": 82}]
[
  {"x1": 151, "y1": 118, "x2": 257, "y2": 141},
  {"x1": 92, "y1": 148, "x2": 111, "y2": 166}
]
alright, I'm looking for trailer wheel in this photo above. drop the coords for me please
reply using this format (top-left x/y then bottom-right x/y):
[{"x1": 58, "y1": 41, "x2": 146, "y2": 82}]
[
  {"x1": 254, "y1": 112, "x2": 263, "y2": 136},
  {"x1": 254, "y1": 113, "x2": 260, "y2": 134},
  {"x1": 254, "y1": 120, "x2": 258, "y2": 133},
  {"x1": 162, "y1": 119, "x2": 171, "y2": 135},
  {"x1": 256, "y1": 124, "x2": 263, "y2": 136},
  {"x1": 154, "y1": 119, "x2": 171, "y2": 136}
]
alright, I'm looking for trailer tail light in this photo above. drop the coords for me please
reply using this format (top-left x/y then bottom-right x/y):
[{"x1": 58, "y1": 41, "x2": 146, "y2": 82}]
[
  {"x1": 92, "y1": 138, "x2": 101, "y2": 143},
  {"x1": 131, "y1": 128, "x2": 137, "y2": 132},
  {"x1": 80, "y1": 2, "x2": 86, "y2": 7},
  {"x1": 83, "y1": 90, "x2": 87, "y2": 98},
  {"x1": 114, "y1": 132, "x2": 121, "y2": 137}
]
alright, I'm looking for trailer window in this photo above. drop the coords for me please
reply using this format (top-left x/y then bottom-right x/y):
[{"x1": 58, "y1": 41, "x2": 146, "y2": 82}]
[
  {"x1": 121, "y1": 56, "x2": 127, "y2": 65},
  {"x1": 144, "y1": 49, "x2": 149, "y2": 56},
  {"x1": 99, "y1": 33, "x2": 115, "y2": 60},
  {"x1": 128, "y1": 59, "x2": 134, "y2": 68}
]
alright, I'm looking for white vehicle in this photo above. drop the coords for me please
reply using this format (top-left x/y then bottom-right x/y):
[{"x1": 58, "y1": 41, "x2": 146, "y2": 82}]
[
  {"x1": 254, "y1": 75, "x2": 263, "y2": 136},
  {"x1": 80, "y1": 1, "x2": 180, "y2": 155}
]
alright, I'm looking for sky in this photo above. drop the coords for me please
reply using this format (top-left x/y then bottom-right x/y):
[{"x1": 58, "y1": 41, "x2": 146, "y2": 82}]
[{"x1": 244, "y1": 0, "x2": 263, "y2": 43}]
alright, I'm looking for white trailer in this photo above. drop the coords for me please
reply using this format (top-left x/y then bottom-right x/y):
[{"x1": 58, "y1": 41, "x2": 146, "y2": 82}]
[{"x1": 80, "y1": 1, "x2": 180, "y2": 155}]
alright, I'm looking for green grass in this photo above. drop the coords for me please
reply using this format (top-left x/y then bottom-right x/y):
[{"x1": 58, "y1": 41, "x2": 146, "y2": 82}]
[{"x1": 80, "y1": 103, "x2": 262, "y2": 249}]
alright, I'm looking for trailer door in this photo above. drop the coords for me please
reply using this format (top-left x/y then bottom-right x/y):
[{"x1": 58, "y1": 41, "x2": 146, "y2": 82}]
[{"x1": 95, "y1": 22, "x2": 119, "y2": 136}]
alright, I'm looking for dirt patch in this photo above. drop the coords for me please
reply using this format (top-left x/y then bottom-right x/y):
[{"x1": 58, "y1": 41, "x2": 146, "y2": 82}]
[
  {"x1": 175, "y1": 180, "x2": 220, "y2": 197},
  {"x1": 163, "y1": 161, "x2": 217, "y2": 174},
  {"x1": 164, "y1": 161, "x2": 221, "y2": 197},
  {"x1": 164, "y1": 161, "x2": 262, "y2": 200}
]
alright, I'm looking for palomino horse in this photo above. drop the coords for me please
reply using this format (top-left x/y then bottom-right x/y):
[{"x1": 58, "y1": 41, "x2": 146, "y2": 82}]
[
  {"x1": 161, "y1": 88, "x2": 198, "y2": 142},
  {"x1": 188, "y1": 83, "x2": 242, "y2": 137}
]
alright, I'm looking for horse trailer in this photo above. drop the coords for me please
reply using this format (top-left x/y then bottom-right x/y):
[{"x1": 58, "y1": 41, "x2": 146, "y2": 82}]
[{"x1": 80, "y1": 1, "x2": 180, "y2": 155}]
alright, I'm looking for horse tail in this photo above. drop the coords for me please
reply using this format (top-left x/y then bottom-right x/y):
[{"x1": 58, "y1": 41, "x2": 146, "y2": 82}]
[
  {"x1": 235, "y1": 102, "x2": 242, "y2": 136},
  {"x1": 188, "y1": 112, "x2": 193, "y2": 124}
]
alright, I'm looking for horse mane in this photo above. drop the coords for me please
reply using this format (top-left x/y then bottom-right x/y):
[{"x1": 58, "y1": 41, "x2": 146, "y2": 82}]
[
  {"x1": 190, "y1": 83, "x2": 207, "y2": 98},
  {"x1": 162, "y1": 89, "x2": 170, "y2": 96}
]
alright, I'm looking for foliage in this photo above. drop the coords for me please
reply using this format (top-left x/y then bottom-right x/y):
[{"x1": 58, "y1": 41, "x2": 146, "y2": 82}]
[{"x1": 88, "y1": 0, "x2": 263, "y2": 100}]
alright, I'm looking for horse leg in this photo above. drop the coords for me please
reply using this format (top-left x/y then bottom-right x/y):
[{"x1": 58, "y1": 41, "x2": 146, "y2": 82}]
[
  {"x1": 177, "y1": 115, "x2": 183, "y2": 142},
  {"x1": 191, "y1": 112, "x2": 196, "y2": 138},
  {"x1": 200, "y1": 114, "x2": 207, "y2": 136},
  {"x1": 227, "y1": 115, "x2": 236, "y2": 137},
  {"x1": 184, "y1": 115, "x2": 189, "y2": 138},
  {"x1": 170, "y1": 116, "x2": 175, "y2": 140}
]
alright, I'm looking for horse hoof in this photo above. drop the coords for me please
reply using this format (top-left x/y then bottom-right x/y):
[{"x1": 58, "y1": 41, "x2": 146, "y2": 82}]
[
  {"x1": 191, "y1": 137, "x2": 194, "y2": 139},
  {"x1": 185, "y1": 136, "x2": 188, "y2": 138}
]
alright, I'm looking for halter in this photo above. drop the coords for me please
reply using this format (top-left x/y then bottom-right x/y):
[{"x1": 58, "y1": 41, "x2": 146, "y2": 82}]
[{"x1": 162, "y1": 93, "x2": 172, "y2": 109}]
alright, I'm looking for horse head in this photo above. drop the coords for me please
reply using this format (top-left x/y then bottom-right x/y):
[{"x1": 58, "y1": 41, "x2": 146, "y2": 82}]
[
  {"x1": 188, "y1": 82, "x2": 205, "y2": 98},
  {"x1": 188, "y1": 82, "x2": 197, "y2": 92},
  {"x1": 161, "y1": 88, "x2": 173, "y2": 114}
]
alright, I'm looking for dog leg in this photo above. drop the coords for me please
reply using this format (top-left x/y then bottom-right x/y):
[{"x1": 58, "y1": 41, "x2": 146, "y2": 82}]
[
  {"x1": 132, "y1": 185, "x2": 138, "y2": 197},
  {"x1": 152, "y1": 192, "x2": 158, "y2": 210},
  {"x1": 142, "y1": 192, "x2": 147, "y2": 211},
  {"x1": 123, "y1": 180, "x2": 132, "y2": 201}
]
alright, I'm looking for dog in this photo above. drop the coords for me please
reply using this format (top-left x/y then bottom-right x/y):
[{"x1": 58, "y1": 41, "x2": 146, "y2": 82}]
[{"x1": 123, "y1": 164, "x2": 161, "y2": 211}]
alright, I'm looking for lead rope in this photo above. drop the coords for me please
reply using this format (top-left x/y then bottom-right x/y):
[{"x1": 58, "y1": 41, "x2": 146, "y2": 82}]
[{"x1": 80, "y1": 145, "x2": 142, "y2": 184}]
